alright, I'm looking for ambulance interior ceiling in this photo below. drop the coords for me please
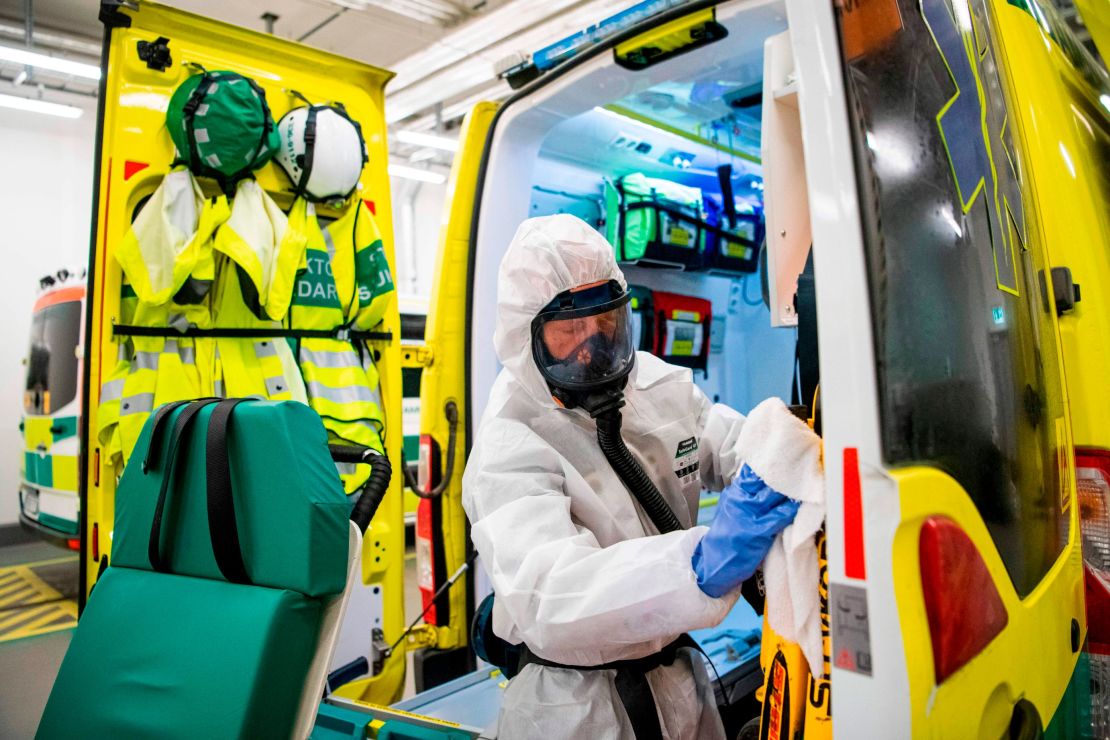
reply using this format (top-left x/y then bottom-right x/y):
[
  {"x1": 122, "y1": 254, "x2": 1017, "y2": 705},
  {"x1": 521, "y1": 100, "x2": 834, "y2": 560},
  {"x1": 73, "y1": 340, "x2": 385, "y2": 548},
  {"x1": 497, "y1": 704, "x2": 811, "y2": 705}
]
[{"x1": 472, "y1": 0, "x2": 795, "y2": 421}]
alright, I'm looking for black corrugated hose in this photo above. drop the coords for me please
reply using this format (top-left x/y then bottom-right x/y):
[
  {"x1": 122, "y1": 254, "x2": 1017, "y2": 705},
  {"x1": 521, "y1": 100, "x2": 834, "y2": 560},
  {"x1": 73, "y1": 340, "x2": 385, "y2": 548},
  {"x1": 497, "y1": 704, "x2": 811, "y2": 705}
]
[
  {"x1": 330, "y1": 444, "x2": 393, "y2": 533},
  {"x1": 594, "y1": 408, "x2": 682, "y2": 535}
]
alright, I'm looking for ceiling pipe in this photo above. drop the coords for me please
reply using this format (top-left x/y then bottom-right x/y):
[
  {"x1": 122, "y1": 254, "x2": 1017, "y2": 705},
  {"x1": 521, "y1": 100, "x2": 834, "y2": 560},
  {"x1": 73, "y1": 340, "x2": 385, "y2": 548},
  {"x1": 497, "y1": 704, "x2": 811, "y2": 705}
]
[
  {"x1": 0, "y1": 21, "x2": 100, "y2": 57},
  {"x1": 298, "y1": 8, "x2": 346, "y2": 42}
]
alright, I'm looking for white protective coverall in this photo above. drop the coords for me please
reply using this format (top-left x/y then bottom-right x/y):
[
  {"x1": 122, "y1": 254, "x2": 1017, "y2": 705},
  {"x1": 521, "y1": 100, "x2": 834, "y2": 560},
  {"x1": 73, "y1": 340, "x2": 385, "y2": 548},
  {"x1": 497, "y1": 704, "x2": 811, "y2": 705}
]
[{"x1": 462, "y1": 214, "x2": 749, "y2": 739}]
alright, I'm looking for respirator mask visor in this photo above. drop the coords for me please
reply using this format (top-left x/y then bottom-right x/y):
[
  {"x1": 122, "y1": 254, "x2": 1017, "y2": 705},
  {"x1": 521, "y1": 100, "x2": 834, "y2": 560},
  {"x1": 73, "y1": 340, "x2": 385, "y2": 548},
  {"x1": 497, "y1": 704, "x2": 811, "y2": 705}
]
[{"x1": 531, "y1": 280, "x2": 636, "y2": 394}]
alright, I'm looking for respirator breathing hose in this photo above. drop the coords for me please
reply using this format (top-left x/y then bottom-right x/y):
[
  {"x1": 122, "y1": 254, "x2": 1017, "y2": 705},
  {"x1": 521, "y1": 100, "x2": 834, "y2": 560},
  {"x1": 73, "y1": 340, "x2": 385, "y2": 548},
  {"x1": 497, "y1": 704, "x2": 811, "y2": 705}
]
[{"x1": 594, "y1": 408, "x2": 682, "y2": 534}]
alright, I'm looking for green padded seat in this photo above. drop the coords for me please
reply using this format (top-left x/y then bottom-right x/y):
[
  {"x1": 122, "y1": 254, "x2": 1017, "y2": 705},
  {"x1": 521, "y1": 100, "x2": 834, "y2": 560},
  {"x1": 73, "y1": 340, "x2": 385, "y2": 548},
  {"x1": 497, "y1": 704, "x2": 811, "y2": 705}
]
[
  {"x1": 37, "y1": 567, "x2": 321, "y2": 739},
  {"x1": 37, "y1": 399, "x2": 351, "y2": 740}
]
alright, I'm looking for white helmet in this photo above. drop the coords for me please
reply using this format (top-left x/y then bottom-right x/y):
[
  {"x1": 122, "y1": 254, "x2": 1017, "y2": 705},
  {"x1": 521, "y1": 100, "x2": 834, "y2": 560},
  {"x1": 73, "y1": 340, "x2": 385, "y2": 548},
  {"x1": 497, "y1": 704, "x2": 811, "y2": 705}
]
[{"x1": 276, "y1": 101, "x2": 366, "y2": 202}]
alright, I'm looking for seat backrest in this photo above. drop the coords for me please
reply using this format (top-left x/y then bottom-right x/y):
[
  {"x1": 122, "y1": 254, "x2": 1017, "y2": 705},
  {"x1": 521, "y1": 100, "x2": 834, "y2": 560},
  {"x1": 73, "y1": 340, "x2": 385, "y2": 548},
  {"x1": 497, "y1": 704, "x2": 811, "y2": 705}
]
[
  {"x1": 111, "y1": 399, "x2": 350, "y2": 596},
  {"x1": 37, "y1": 399, "x2": 354, "y2": 740}
]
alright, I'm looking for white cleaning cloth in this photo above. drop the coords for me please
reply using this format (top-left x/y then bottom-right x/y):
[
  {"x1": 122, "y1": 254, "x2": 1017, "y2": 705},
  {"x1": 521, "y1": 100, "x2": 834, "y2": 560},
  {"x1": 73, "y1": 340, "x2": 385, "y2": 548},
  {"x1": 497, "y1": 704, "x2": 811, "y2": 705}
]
[{"x1": 736, "y1": 397, "x2": 826, "y2": 677}]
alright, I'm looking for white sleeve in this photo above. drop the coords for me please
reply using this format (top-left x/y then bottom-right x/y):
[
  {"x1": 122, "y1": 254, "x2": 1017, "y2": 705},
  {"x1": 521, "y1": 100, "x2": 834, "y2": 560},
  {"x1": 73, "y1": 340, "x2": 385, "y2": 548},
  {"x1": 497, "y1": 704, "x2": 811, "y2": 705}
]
[
  {"x1": 462, "y1": 418, "x2": 737, "y2": 665},
  {"x1": 693, "y1": 384, "x2": 747, "y2": 492}
]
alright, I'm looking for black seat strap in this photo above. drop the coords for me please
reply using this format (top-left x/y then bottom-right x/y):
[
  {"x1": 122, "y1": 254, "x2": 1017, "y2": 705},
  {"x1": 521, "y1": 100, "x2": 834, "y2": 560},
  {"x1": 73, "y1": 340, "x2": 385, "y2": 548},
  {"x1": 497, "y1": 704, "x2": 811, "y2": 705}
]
[
  {"x1": 205, "y1": 398, "x2": 251, "y2": 585},
  {"x1": 142, "y1": 400, "x2": 193, "y2": 473},
  {"x1": 147, "y1": 399, "x2": 220, "y2": 572}
]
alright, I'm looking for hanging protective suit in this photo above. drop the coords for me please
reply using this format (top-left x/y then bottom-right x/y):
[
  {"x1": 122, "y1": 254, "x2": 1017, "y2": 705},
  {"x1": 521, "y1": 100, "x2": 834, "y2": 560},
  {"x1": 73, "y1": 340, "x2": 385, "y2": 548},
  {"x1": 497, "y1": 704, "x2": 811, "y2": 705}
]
[
  {"x1": 99, "y1": 167, "x2": 229, "y2": 470},
  {"x1": 463, "y1": 214, "x2": 757, "y2": 739},
  {"x1": 210, "y1": 178, "x2": 308, "y2": 404},
  {"x1": 287, "y1": 197, "x2": 393, "y2": 492}
]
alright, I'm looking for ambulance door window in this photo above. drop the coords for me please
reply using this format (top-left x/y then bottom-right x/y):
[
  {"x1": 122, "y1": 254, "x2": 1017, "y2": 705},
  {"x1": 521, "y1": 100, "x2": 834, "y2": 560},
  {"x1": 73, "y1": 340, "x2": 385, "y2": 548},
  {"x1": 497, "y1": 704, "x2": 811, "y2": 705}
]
[
  {"x1": 25, "y1": 300, "x2": 82, "y2": 416},
  {"x1": 836, "y1": 0, "x2": 1068, "y2": 595}
]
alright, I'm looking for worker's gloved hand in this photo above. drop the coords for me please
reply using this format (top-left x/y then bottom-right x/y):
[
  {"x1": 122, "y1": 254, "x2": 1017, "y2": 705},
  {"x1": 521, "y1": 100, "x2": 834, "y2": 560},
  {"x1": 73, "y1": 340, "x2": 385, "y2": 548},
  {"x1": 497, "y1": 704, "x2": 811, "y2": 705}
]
[{"x1": 691, "y1": 464, "x2": 800, "y2": 598}]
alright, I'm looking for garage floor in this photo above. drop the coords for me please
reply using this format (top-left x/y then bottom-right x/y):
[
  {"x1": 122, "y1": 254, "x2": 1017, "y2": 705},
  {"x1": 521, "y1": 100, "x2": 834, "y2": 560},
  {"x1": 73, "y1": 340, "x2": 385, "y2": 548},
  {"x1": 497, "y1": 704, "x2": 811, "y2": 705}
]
[
  {"x1": 0, "y1": 540, "x2": 77, "y2": 739},
  {"x1": 0, "y1": 536, "x2": 423, "y2": 738}
]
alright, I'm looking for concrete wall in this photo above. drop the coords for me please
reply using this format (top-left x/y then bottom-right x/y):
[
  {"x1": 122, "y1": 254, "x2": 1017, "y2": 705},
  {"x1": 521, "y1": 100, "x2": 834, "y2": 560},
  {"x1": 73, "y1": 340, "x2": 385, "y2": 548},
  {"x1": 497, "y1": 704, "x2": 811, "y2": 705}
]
[{"x1": 0, "y1": 104, "x2": 97, "y2": 526}]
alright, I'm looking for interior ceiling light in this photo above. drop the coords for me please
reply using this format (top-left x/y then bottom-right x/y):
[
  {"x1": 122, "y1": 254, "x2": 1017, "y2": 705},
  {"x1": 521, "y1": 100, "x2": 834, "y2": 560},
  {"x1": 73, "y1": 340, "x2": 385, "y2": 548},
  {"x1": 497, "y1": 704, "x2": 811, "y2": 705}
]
[
  {"x1": 0, "y1": 44, "x2": 100, "y2": 80},
  {"x1": 395, "y1": 129, "x2": 459, "y2": 152},
  {"x1": 0, "y1": 92, "x2": 82, "y2": 118},
  {"x1": 388, "y1": 161, "x2": 447, "y2": 184}
]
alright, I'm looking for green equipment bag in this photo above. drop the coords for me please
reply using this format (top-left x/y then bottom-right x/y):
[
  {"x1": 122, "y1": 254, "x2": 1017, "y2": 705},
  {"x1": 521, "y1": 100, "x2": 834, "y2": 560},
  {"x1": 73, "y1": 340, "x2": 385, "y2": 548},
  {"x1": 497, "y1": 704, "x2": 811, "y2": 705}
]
[
  {"x1": 604, "y1": 173, "x2": 706, "y2": 269},
  {"x1": 37, "y1": 399, "x2": 350, "y2": 740},
  {"x1": 166, "y1": 70, "x2": 280, "y2": 185}
]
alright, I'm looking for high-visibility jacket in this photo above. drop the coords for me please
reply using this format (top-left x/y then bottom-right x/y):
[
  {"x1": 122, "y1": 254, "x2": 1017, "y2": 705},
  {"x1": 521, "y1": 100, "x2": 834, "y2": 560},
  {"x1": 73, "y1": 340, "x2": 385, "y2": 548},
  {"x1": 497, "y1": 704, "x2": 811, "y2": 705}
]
[
  {"x1": 287, "y1": 197, "x2": 393, "y2": 493},
  {"x1": 96, "y1": 282, "x2": 137, "y2": 477},
  {"x1": 101, "y1": 174, "x2": 309, "y2": 471},
  {"x1": 102, "y1": 169, "x2": 228, "y2": 470},
  {"x1": 211, "y1": 178, "x2": 308, "y2": 404}
]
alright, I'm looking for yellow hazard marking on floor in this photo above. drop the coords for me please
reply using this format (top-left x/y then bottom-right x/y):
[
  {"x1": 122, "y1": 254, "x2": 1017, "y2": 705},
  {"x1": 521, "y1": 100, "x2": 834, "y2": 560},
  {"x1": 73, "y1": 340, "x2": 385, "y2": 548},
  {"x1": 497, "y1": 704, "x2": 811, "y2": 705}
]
[{"x1": 0, "y1": 559, "x2": 78, "y2": 643}]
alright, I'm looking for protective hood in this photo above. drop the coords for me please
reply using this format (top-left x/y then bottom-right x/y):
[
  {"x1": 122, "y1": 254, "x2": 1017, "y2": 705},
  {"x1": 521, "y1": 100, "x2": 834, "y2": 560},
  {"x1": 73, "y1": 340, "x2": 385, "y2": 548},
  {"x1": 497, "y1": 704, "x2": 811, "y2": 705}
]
[
  {"x1": 494, "y1": 214, "x2": 627, "y2": 406},
  {"x1": 214, "y1": 178, "x2": 307, "y2": 321}
]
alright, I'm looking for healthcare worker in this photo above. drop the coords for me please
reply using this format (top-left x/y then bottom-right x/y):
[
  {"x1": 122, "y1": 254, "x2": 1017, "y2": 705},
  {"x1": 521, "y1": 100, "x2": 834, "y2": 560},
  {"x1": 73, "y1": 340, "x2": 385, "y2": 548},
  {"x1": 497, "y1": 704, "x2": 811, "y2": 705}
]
[{"x1": 462, "y1": 214, "x2": 822, "y2": 739}]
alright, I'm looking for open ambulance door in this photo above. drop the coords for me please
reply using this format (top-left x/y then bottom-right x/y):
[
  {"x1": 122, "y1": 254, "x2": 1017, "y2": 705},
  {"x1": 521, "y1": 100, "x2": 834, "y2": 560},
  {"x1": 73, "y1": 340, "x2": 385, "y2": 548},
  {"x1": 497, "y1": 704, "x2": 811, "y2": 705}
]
[
  {"x1": 82, "y1": 0, "x2": 407, "y2": 704},
  {"x1": 791, "y1": 0, "x2": 1091, "y2": 735},
  {"x1": 410, "y1": 103, "x2": 499, "y2": 687}
]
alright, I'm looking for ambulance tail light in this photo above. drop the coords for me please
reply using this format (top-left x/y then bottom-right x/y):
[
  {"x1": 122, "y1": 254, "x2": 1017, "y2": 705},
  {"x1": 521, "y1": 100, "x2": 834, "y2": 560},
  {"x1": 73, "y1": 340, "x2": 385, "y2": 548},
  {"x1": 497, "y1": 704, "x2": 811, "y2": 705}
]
[
  {"x1": 919, "y1": 516, "x2": 1008, "y2": 684},
  {"x1": 1076, "y1": 448, "x2": 1110, "y2": 574},
  {"x1": 415, "y1": 434, "x2": 443, "y2": 626},
  {"x1": 415, "y1": 497, "x2": 438, "y2": 625}
]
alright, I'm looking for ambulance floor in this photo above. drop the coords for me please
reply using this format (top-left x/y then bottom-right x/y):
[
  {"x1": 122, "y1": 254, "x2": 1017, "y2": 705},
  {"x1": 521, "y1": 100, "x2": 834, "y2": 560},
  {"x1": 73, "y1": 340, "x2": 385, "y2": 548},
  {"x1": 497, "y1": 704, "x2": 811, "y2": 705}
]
[{"x1": 0, "y1": 539, "x2": 77, "y2": 739}]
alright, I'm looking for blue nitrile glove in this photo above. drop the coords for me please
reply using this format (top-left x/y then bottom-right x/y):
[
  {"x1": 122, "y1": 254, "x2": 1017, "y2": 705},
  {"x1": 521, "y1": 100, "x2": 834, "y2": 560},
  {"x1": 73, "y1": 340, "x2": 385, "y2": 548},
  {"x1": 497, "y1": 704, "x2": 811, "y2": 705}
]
[{"x1": 691, "y1": 463, "x2": 800, "y2": 598}]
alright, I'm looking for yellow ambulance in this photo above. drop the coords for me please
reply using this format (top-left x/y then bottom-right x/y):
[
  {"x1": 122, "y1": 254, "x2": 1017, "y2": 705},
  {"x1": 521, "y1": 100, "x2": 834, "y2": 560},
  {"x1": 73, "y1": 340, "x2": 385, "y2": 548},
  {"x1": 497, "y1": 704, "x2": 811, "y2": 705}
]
[
  {"x1": 21, "y1": 269, "x2": 86, "y2": 550},
  {"x1": 413, "y1": 0, "x2": 1110, "y2": 736}
]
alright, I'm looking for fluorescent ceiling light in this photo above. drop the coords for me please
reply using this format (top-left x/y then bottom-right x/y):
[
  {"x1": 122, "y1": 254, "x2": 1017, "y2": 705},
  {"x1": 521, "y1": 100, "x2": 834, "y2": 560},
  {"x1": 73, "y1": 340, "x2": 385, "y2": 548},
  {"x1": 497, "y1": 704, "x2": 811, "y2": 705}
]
[
  {"x1": 385, "y1": 0, "x2": 628, "y2": 122},
  {"x1": 0, "y1": 44, "x2": 100, "y2": 80},
  {"x1": 0, "y1": 93, "x2": 82, "y2": 119},
  {"x1": 388, "y1": 162, "x2": 447, "y2": 184},
  {"x1": 395, "y1": 129, "x2": 458, "y2": 152}
]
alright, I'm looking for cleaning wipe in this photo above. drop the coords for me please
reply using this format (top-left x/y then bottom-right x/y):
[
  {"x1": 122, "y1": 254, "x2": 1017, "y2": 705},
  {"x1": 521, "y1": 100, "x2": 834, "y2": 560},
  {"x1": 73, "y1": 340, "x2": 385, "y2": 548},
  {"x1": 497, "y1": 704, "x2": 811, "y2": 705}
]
[{"x1": 736, "y1": 396, "x2": 826, "y2": 677}]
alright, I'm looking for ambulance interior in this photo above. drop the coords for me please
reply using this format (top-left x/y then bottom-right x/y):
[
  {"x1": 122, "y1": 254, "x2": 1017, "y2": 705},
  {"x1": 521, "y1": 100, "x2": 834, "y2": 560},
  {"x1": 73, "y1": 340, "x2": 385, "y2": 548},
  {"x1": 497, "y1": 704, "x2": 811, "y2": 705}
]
[
  {"x1": 472, "y1": 1, "x2": 812, "y2": 421},
  {"x1": 462, "y1": 0, "x2": 820, "y2": 713}
]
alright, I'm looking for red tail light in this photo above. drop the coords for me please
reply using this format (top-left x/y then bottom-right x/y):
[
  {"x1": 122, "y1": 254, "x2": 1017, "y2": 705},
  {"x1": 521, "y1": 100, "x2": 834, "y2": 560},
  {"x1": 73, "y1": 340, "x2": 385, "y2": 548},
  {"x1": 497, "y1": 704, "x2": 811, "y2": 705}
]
[
  {"x1": 919, "y1": 516, "x2": 1008, "y2": 683},
  {"x1": 1078, "y1": 449, "x2": 1110, "y2": 737},
  {"x1": 415, "y1": 434, "x2": 443, "y2": 626},
  {"x1": 66, "y1": 538, "x2": 80, "y2": 551},
  {"x1": 1077, "y1": 448, "x2": 1110, "y2": 573},
  {"x1": 415, "y1": 498, "x2": 438, "y2": 625},
  {"x1": 91, "y1": 522, "x2": 99, "y2": 562}
]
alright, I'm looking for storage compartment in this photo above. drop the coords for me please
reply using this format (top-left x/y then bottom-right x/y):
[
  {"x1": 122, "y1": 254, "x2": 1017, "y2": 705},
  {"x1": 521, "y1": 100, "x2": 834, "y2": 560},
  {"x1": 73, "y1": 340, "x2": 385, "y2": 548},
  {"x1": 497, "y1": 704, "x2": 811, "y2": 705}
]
[
  {"x1": 652, "y1": 290, "x2": 712, "y2": 373},
  {"x1": 605, "y1": 174, "x2": 706, "y2": 269},
  {"x1": 703, "y1": 204, "x2": 763, "y2": 275}
]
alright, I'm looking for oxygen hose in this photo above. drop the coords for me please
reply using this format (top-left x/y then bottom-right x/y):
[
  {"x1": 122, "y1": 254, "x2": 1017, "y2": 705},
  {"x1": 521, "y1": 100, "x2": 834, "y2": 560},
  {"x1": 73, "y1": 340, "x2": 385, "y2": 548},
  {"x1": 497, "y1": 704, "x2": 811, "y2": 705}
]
[
  {"x1": 330, "y1": 444, "x2": 393, "y2": 533},
  {"x1": 594, "y1": 408, "x2": 683, "y2": 535}
]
